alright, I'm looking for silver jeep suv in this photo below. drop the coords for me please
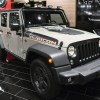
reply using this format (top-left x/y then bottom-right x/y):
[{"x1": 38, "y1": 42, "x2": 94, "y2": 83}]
[{"x1": 0, "y1": 6, "x2": 100, "y2": 99}]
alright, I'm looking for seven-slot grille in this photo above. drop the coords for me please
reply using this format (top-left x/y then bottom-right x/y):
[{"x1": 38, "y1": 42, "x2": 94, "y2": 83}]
[
  {"x1": 70, "y1": 38, "x2": 100, "y2": 67},
  {"x1": 78, "y1": 40, "x2": 99, "y2": 61}
]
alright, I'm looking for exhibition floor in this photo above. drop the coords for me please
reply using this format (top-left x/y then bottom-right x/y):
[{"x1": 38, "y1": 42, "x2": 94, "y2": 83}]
[{"x1": 0, "y1": 60, "x2": 100, "y2": 100}]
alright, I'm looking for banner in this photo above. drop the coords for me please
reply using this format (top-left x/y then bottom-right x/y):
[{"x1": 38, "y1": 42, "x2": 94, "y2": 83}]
[{"x1": 0, "y1": 0, "x2": 12, "y2": 10}]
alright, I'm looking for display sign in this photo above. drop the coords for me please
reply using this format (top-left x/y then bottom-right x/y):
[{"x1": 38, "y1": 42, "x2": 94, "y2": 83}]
[
  {"x1": 0, "y1": 0, "x2": 7, "y2": 7},
  {"x1": 0, "y1": 0, "x2": 12, "y2": 10}
]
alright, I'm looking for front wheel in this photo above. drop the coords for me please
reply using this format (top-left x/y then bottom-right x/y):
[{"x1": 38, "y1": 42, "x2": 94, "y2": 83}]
[{"x1": 30, "y1": 59, "x2": 61, "y2": 99}]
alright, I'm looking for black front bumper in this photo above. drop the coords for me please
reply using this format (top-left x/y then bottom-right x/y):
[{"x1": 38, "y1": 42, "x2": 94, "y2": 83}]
[{"x1": 53, "y1": 58, "x2": 100, "y2": 85}]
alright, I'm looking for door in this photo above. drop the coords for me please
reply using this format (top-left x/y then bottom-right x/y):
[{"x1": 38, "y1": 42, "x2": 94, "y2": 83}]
[
  {"x1": 0, "y1": 12, "x2": 10, "y2": 50},
  {"x1": 9, "y1": 11, "x2": 23, "y2": 58},
  {"x1": 22, "y1": 35, "x2": 37, "y2": 59}
]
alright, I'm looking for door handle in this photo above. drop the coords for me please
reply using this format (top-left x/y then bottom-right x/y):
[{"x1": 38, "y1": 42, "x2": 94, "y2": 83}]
[{"x1": 7, "y1": 32, "x2": 11, "y2": 35}]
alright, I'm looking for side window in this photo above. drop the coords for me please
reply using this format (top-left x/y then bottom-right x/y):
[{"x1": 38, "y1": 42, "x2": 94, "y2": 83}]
[
  {"x1": 1, "y1": 13, "x2": 7, "y2": 27},
  {"x1": 9, "y1": 12, "x2": 20, "y2": 28},
  {"x1": 50, "y1": 14, "x2": 63, "y2": 24}
]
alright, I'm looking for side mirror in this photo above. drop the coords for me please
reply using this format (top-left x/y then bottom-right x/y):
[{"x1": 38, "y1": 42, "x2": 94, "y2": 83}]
[{"x1": 10, "y1": 23, "x2": 20, "y2": 31}]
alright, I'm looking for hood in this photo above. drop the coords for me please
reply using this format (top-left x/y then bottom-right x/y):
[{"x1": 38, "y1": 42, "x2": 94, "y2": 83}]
[{"x1": 27, "y1": 26, "x2": 100, "y2": 47}]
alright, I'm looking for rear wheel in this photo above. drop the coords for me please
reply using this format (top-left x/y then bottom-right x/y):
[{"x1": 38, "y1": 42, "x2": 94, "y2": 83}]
[{"x1": 30, "y1": 59, "x2": 61, "y2": 99}]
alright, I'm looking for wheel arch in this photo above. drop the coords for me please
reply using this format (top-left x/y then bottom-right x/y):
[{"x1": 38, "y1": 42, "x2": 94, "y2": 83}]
[
  {"x1": 26, "y1": 50, "x2": 50, "y2": 65},
  {"x1": 25, "y1": 44, "x2": 69, "y2": 67}
]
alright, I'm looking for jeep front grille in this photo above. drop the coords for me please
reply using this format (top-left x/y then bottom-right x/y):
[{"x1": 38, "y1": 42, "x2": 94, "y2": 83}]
[
  {"x1": 69, "y1": 38, "x2": 100, "y2": 67},
  {"x1": 78, "y1": 41, "x2": 99, "y2": 60}
]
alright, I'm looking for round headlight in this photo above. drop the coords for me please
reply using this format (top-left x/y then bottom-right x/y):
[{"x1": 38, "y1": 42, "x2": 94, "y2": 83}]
[{"x1": 68, "y1": 46, "x2": 77, "y2": 58}]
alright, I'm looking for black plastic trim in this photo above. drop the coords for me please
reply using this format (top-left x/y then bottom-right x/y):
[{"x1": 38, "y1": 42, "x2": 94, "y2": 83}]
[{"x1": 26, "y1": 43, "x2": 69, "y2": 67}]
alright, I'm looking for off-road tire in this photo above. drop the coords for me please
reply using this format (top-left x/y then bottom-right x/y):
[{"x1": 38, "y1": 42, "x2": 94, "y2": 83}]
[{"x1": 30, "y1": 58, "x2": 61, "y2": 100}]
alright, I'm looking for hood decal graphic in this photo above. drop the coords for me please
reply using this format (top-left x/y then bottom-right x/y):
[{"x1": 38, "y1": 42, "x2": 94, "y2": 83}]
[{"x1": 26, "y1": 31, "x2": 58, "y2": 45}]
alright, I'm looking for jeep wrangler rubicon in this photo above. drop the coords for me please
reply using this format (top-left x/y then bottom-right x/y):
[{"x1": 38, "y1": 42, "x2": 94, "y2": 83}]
[{"x1": 0, "y1": 4, "x2": 100, "y2": 99}]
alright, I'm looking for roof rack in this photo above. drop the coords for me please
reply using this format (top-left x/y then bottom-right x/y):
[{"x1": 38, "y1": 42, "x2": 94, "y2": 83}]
[{"x1": 13, "y1": 1, "x2": 46, "y2": 8}]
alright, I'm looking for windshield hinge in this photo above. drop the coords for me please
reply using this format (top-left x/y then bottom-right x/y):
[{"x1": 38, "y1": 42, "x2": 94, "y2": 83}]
[{"x1": 58, "y1": 41, "x2": 63, "y2": 50}]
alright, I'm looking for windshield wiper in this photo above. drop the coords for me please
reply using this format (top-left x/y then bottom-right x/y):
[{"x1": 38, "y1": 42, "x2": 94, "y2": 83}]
[
  {"x1": 41, "y1": 23, "x2": 58, "y2": 26},
  {"x1": 26, "y1": 23, "x2": 68, "y2": 29},
  {"x1": 27, "y1": 24, "x2": 41, "y2": 27},
  {"x1": 26, "y1": 23, "x2": 54, "y2": 28}
]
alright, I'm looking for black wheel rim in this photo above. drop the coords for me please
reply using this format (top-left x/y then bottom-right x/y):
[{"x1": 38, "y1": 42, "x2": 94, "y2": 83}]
[{"x1": 32, "y1": 66, "x2": 50, "y2": 93}]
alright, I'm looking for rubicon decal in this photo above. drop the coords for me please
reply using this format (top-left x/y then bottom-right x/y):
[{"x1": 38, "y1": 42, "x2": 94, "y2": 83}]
[{"x1": 29, "y1": 33, "x2": 58, "y2": 45}]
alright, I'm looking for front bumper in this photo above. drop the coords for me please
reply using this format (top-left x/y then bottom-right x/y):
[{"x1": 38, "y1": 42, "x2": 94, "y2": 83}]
[{"x1": 53, "y1": 58, "x2": 100, "y2": 85}]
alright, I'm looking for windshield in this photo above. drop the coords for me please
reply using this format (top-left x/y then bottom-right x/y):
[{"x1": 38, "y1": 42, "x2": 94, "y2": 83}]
[{"x1": 23, "y1": 10, "x2": 68, "y2": 28}]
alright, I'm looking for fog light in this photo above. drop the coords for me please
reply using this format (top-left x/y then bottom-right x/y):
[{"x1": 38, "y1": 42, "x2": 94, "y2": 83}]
[{"x1": 70, "y1": 60, "x2": 74, "y2": 65}]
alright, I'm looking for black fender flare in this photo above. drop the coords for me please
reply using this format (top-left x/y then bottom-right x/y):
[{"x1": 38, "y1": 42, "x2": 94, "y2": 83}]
[{"x1": 26, "y1": 43, "x2": 69, "y2": 67}]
